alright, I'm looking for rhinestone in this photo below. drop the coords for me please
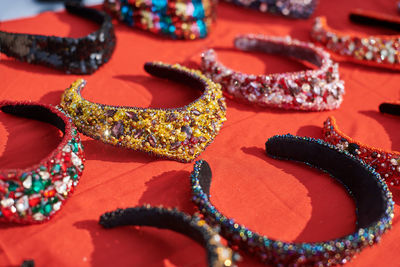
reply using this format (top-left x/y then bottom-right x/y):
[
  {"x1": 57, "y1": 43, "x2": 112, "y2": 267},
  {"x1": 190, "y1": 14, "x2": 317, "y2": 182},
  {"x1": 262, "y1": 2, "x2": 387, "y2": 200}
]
[
  {"x1": 388, "y1": 54, "x2": 395, "y2": 64},
  {"x1": 62, "y1": 145, "x2": 71, "y2": 153},
  {"x1": 55, "y1": 181, "x2": 67, "y2": 194},
  {"x1": 23, "y1": 175, "x2": 32, "y2": 189},
  {"x1": 1, "y1": 198, "x2": 14, "y2": 207},
  {"x1": 365, "y1": 51, "x2": 373, "y2": 60},
  {"x1": 302, "y1": 83, "x2": 311, "y2": 92},
  {"x1": 16, "y1": 196, "x2": 29, "y2": 212},
  {"x1": 39, "y1": 171, "x2": 50, "y2": 180},
  {"x1": 71, "y1": 152, "x2": 82, "y2": 167},
  {"x1": 33, "y1": 213, "x2": 45, "y2": 221},
  {"x1": 53, "y1": 201, "x2": 62, "y2": 211}
]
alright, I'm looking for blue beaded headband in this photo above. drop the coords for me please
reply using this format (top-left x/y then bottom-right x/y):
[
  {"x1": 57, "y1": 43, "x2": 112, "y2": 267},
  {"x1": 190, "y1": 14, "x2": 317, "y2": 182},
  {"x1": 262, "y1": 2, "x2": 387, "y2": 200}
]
[
  {"x1": 191, "y1": 134, "x2": 394, "y2": 266},
  {"x1": 99, "y1": 205, "x2": 241, "y2": 267}
]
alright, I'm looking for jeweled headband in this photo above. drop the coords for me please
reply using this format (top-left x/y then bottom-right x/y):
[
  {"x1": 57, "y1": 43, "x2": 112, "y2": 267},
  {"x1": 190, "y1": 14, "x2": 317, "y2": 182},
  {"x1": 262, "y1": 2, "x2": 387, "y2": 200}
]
[
  {"x1": 311, "y1": 10, "x2": 400, "y2": 70},
  {"x1": 323, "y1": 116, "x2": 400, "y2": 187},
  {"x1": 60, "y1": 62, "x2": 227, "y2": 162},
  {"x1": 223, "y1": 0, "x2": 317, "y2": 19},
  {"x1": 201, "y1": 34, "x2": 344, "y2": 111},
  {"x1": 104, "y1": 0, "x2": 217, "y2": 40},
  {"x1": 0, "y1": 2, "x2": 116, "y2": 74},
  {"x1": 191, "y1": 135, "x2": 394, "y2": 266},
  {"x1": 0, "y1": 101, "x2": 85, "y2": 223},
  {"x1": 100, "y1": 205, "x2": 240, "y2": 267}
]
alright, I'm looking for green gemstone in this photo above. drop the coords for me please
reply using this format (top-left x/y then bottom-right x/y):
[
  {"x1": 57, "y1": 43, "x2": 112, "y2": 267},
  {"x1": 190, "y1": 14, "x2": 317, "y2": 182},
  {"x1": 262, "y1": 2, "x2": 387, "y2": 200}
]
[
  {"x1": 44, "y1": 179, "x2": 52, "y2": 187},
  {"x1": 43, "y1": 203, "x2": 52, "y2": 215},
  {"x1": 70, "y1": 139, "x2": 79, "y2": 152},
  {"x1": 32, "y1": 180, "x2": 44, "y2": 193},
  {"x1": 32, "y1": 205, "x2": 43, "y2": 214},
  {"x1": 20, "y1": 172, "x2": 28, "y2": 181},
  {"x1": 51, "y1": 164, "x2": 61, "y2": 174},
  {"x1": 24, "y1": 188, "x2": 34, "y2": 195},
  {"x1": 39, "y1": 165, "x2": 47, "y2": 171},
  {"x1": 68, "y1": 167, "x2": 78, "y2": 180},
  {"x1": 50, "y1": 197, "x2": 59, "y2": 204},
  {"x1": 7, "y1": 181, "x2": 19, "y2": 192}
]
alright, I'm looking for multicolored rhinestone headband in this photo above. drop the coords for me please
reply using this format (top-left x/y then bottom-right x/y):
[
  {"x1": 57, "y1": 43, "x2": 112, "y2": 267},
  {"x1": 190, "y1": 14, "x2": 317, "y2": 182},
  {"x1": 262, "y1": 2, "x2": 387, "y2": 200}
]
[
  {"x1": 223, "y1": 0, "x2": 317, "y2": 19},
  {"x1": 311, "y1": 10, "x2": 400, "y2": 70},
  {"x1": 103, "y1": 0, "x2": 217, "y2": 40},
  {"x1": 201, "y1": 34, "x2": 344, "y2": 111},
  {"x1": 0, "y1": 2, "x2": 116, "y2": 74},
  {"x1": 99, "y1": 205, "x2": 240, "y2": 267},
  {"x1": 0, "y1": 101, "x2": 85, "y2": 223},
  {"x1": 191, "y1": 135, "x2": 394, "y2": 266},
  {"x1": 323, "y1": 116, "x2": 400, "y2": 187},
  {"x1": 60, "y1": 62, "x2": 226, "y2": 162}
]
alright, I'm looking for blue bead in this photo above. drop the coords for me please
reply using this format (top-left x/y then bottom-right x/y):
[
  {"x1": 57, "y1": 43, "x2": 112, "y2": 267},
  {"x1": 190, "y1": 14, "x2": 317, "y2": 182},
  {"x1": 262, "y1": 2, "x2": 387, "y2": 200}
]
[{"x1": 197, "y1": 20, "x2": 207, "y2": 38}]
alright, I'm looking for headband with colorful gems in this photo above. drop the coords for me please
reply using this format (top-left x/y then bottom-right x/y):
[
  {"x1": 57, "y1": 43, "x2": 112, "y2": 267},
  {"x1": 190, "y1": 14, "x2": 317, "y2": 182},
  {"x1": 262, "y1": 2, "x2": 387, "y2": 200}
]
[
  {"x1": 191, "y1": 135, "x2": 394, "y2": 266},
  {"x1": 99, "y1": 205, "x2": 241, "y2": 267},
  {"x1": 60, "y1": 62, "x2": 226, "y2": 162},
  {"x1": 103, "y1": 0, "x2": 217, "y2": 40},
  {"x1": 0, "y1": 2, "x2": 116, "y2": 74},
  {"x1": 0, "y1": 101, "x2": 85, "y2": 223},
  {"x1": 201, "y1": 35, "x2": 344, "y2": 111},
  {"x1": 311, "y1": 10, "x2": 400, "y2": 70},
  {"x1": 323, "y1": 116, "x2": 400, "y2": 187},
  {"x1": 223, "y1": 0, "x2": 318, "y2": 19}
]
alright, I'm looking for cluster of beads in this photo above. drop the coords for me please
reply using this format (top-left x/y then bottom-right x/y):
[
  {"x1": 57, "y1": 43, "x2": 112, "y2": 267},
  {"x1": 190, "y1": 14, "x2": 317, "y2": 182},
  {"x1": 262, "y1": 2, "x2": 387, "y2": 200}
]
[
  {"x1": 311, "y1": 17, "x2": 400, "y2": 70},
  {"x1": 0, "y1": 102, "x2": 85, "y2": 223},
  {"x1": 191, "y1": 135, "x2": 394, "y2": 266},
  {"x1": 100, "y1": 205, "x2": 241, "y2": 267},
  {"x1": 60, "y1": 62, "x2": 226, "y2": 162},
  {"x1": 104, "y1": 0, "x2": 217, "y2": 39},
  {"x1": 201, "y1": 34, "x2": 344, "y2": 111},
  {"x1": 223, "y1": 0, "x2": 317, "y2": 19},
  {"x1": 323, "y1": 116, "x2": 400, "y2": 187}
]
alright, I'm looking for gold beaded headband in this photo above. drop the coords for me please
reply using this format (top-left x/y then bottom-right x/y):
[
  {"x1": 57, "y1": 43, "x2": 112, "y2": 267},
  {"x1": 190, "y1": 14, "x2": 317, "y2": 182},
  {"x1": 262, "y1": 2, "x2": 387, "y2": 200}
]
[{"x1": 60, "y1": 62, "x2": 227, "y2": 162}]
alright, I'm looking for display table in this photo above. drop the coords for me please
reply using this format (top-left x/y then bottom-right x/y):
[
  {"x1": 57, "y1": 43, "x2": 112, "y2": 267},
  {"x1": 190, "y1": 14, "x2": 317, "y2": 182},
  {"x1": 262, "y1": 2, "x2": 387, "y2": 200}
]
[{"x1": 0, "y1": 0, "x2": 399, "y2": 266}]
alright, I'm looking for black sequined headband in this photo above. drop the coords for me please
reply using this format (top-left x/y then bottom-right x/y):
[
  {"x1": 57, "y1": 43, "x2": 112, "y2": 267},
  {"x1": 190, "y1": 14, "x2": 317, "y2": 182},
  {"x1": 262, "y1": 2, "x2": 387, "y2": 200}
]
[
  {"x1": 0, "y1": 2, "x2": 116, "y2": 74},
  {"x1": 99, "y1": 205, "x2": 241, "y2": 267},
  {"x1": 191, "y1": 134, "x2": 394, "y2": 266}
]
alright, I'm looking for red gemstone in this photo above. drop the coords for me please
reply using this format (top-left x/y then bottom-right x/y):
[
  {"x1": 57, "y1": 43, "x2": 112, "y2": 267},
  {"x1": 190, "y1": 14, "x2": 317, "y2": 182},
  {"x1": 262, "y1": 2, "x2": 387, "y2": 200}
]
[
  {"x1": 1, "y1": 208, "x2": 13, "y2": 218},
  {"x1": 64, "y1": 154, "x2": 71, "y2": 163},
  {"x1": 29, "y1": 195, "x2": 41, "y2": 207}
]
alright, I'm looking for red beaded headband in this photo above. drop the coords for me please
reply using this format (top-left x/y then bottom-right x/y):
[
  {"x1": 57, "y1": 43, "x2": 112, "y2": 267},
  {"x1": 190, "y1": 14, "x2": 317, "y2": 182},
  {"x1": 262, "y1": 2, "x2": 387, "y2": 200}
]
[
  {"x1": 0, "y1": 101, "x2": 85, "y2": 223},
  {"x1": 201, "y1": 34, "x2": 345, "y2": 111},
  {"x1": 323, "y1": 116, "x2": 400, "y2": 187},
  {"x1": 311, "y1": 10, "x2": 400, "y2": 70}
]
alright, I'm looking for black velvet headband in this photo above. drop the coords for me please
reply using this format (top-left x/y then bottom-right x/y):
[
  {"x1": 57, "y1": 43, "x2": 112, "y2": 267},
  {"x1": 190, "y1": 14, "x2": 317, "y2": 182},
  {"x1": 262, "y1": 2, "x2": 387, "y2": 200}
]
[
  {"x1": 191, "y1": 134, "x2": 394, "y2": 266},
  {"x1": 349, "y1": 9, "x2": 400, "y2": 32},
  {"x1": 0, "y1": 2, "x2": 116, "y2": 74},
  {"x1": 99, "y1": 205, "x2": 240, "y2": 267},
  {"x1": 379, "y1": 102, "x2": 400, "y2": 116}
]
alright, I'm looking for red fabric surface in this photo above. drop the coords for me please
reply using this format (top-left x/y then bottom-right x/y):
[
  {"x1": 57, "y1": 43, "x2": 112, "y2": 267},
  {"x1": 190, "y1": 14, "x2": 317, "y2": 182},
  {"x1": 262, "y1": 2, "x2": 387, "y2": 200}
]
[{"x1": 1, "y1": 0, "x2": 400, "y2": 266}]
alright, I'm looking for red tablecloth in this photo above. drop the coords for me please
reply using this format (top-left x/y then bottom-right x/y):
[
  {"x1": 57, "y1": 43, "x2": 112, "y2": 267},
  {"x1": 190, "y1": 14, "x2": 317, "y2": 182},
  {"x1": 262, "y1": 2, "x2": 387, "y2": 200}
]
[{"x1": 1, "y1": 0, "x2": 400, "y2": 266}]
